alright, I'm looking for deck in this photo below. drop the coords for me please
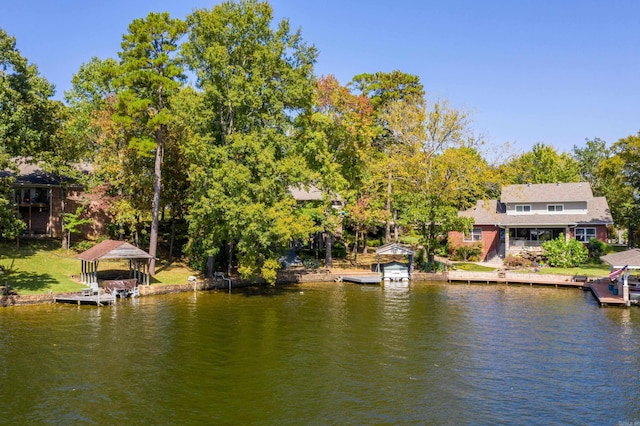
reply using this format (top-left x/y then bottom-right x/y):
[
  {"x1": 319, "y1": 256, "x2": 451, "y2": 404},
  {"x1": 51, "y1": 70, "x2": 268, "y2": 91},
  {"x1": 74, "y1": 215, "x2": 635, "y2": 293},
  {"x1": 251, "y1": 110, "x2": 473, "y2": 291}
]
[
  {"x1": 447, "y1": 270, "x2": 586, "y2": 287},
  {"x1": 338, "y1": 273, "x2": 383, "y2": 284},
  {"x1": 588, "y1": 281, "x2": 627, "y2": 307},
  {"x1": 54, "y1": 293, "x2": 116, "y2": 306}
]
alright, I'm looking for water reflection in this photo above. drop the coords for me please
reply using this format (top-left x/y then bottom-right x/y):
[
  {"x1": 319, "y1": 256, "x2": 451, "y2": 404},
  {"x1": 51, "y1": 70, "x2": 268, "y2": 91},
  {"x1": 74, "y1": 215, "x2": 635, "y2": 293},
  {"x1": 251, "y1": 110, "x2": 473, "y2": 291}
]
[{"x1": 2, "y1": 284, "x2": 640, "y2": 424}]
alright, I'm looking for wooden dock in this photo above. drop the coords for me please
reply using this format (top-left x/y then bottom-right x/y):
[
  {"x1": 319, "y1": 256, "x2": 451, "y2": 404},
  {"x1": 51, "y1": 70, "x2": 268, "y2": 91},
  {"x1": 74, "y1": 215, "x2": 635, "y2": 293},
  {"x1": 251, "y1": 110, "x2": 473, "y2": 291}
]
[
  {"x1": 588, "y1": 281, "x2": 627, "y2": 307},
  {"x1": 447, "y1": 270, "x2": 587, "y2": 287},
  {"x1": 54, "y1": 293, "x2": 116, "y2": 306},
  {"x1": 338, "y1": 273, "x2": 383, "y2": 284}
]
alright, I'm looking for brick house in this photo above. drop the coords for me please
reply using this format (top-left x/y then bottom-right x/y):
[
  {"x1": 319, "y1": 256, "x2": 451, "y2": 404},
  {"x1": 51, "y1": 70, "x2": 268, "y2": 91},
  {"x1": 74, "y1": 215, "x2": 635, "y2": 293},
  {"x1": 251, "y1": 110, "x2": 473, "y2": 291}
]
[
  {"x1": 448, "y1": 182, "x2": 613, "y2": 261},
  {"x1": 3, "y1": 160, "x2": 110, "y2": 239}
]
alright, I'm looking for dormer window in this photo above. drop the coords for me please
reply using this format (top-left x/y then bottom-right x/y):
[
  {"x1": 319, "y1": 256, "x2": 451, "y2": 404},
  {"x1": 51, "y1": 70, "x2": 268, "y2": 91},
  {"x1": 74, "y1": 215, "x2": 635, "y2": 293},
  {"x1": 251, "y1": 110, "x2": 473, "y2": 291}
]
[
  {"x1": 515, "y1": 205, "x2": 531, "y2": 213},
  {"x1": 547, "y1": 204, "x2": 563, "y2": 212}
]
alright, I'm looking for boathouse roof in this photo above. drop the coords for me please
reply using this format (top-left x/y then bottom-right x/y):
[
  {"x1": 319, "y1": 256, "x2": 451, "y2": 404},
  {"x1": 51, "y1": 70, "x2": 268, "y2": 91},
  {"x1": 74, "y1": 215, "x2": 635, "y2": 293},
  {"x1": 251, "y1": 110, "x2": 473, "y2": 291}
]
[
  {"x1": 77, "y1": 240, "x2": 153, "y2": 262},
  {"x1": 601, "y1": 249, "x2": 640, "y2": 269},
  {"x1": 376, "y1": 242, "x2": 415, "y2": 256}
]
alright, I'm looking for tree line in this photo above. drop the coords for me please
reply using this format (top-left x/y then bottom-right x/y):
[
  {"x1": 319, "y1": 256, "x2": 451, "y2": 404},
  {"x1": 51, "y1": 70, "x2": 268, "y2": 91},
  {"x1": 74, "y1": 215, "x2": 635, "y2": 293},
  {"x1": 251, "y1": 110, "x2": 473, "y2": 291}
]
[{"x1": 1, "y1": 0, "x2": 638, "y2": 282}]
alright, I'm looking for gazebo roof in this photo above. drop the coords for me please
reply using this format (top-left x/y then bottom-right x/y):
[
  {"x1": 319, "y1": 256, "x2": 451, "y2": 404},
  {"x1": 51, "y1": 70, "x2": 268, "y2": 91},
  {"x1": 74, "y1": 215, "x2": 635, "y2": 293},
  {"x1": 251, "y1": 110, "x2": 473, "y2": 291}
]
[
  {"x1": 77, "y1": 240, "x2": 153, "y2": 262},
  {"x1": 375, "y1": 242, "x2": 415, "y2": 256},
  {"x1": 600, "y1": 249, "x2": 640, "y2": 269}
]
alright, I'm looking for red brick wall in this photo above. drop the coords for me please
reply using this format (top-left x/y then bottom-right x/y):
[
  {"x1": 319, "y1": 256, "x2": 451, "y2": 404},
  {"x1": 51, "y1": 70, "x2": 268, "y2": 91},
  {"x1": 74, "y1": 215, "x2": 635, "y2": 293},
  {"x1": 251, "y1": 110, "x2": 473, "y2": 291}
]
[{"x1": 448, "y1": 225, "x2": 500, "y2": 261}]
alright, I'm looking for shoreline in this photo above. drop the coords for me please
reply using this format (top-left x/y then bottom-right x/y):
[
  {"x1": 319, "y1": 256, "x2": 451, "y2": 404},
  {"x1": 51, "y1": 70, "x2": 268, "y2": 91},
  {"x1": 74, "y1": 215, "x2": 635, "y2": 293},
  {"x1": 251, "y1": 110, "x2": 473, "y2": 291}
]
[{"x1": 0, "y1": 268, "x2": 588, "y2": 307}]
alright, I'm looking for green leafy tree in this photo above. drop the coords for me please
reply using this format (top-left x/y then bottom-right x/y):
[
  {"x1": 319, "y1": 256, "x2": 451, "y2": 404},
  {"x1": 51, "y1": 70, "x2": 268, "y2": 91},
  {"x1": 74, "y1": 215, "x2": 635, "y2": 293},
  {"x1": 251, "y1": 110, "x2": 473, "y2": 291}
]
[
  {"x1": 572, "y1": 137, "x2": 611, "y2": 195},
  {"x1": 602, "y1": 132, "x2": 640, "y2": 245},
  {"x1": 62, "y1": 203, "x2": 93, "y2": 251},
  {"x1": 0, "y1": 28, "x2": 60, "y2": 242},
  {"x1": 115, "y1": 12, "x2": 187, "y2": 275},
  {"x1": 0, "y1": 28, "x2": 60, "y2": 156},
  {"x1": 182, "y1": 0, "x2": 318, "y2": 283},
  {"x1": 500, "y1": 143, "x2": 581, "y2": 184}
]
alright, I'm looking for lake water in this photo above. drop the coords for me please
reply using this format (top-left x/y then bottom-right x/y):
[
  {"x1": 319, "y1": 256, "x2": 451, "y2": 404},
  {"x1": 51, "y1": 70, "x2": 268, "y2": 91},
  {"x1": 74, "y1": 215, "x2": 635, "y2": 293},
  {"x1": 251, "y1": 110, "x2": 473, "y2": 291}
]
[{"x1": 1, "y1": 282, "x2": 639, "y2": 425}]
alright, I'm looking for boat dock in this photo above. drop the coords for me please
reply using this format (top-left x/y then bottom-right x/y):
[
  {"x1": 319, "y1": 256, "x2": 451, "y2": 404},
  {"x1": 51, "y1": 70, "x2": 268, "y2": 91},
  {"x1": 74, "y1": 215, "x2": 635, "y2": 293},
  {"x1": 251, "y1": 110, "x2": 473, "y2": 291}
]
[
  {"x1": 54, "y1": 293, "x2": 116, "y2": 306},
  {"x1": 446, "y1": 270, "x2": 587, "y2": 287},
  {"x1": 338, "y1": 273, "x2": 382, "y2": 284},
  {"x1": 588, "y1": 280, "x2": 627, "y2": 307}
]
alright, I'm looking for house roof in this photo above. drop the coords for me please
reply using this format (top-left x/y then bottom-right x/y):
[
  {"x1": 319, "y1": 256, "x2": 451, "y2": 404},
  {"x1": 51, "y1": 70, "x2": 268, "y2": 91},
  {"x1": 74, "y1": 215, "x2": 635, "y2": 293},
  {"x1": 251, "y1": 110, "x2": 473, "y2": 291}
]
[
  {"x1": 460, "y1": 196, "x2": 613, "y2": 226},
  {"x1": 77, "y1": 240, "x2": 153, "y2": 262},
  {"x1": 501, "y1": 182, "x2": 593, "y2": 203},
  {"x1": 290, "y1": 185, "x2": 341, "y2": 202},
  {"x1": 601, "y1": 249, "x2": 640, "y2": 269},
  {"x1": 290, "y1": 185, "x2": 324, "y2": 201},
  {"x1": 0, "y1": 158, "x2": 92, "y2": 186}
]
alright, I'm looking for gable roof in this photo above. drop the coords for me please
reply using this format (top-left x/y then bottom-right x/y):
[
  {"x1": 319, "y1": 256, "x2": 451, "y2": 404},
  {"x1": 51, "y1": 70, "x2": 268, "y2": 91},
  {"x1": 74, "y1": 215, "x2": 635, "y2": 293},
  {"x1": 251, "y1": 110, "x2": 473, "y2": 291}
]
[
  {"x1": 376, "y1": 242, "x2": 415, "y2": 256},
  {"x1": 0, "y1": 158, "x2": 92, "y2": 186},
  {"x1": 77, "y1": 240, "x2": 153, "y2": 261},
  {"x1": 601, "y1": 249, "x2": 640, "y2": 269},
  {"x1": 460, "y1": 185, "x2": 613, "y2": 227},
  {"x1": 501, "y1": 182, "x2": 593, "y2": 203}
]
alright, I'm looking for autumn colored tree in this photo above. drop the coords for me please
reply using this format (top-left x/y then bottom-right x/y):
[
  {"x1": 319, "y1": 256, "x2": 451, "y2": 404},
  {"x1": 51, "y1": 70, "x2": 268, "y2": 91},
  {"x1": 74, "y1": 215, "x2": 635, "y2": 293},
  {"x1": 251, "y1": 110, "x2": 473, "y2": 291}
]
[{"x1": 299, "y1": 75, "x2": 378, "y2": 264}]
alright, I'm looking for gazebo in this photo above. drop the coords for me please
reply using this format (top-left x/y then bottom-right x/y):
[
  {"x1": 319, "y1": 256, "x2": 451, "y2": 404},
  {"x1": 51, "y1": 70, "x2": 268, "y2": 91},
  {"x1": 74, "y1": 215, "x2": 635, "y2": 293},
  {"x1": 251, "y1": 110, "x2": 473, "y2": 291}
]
[
  {"x1": 77, "y1": 240, "x2": 153, "y2": 285},
  {"x1": 600, "y1": 249, "x2": 640, "y2": 305},
  {"x1": 375, "y1": 242, "x2": 415, "y2": 281}
]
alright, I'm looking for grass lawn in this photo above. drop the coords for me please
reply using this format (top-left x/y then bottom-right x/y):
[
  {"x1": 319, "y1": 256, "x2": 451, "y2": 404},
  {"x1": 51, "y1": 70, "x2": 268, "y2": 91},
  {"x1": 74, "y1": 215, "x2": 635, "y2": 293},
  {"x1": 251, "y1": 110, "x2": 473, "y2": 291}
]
[
  {"x1": 535, "y1": 264, "x2": 612, "y2": 278},
  {"x1": 452, "y1": 261, "x2": 613, "y2": 278},
  {"x1": 452, "y1": 262, "x2": 497, "y2": 272},
  {"x1": 0, "y1": 239, "x2": 200, "y2": 295}
]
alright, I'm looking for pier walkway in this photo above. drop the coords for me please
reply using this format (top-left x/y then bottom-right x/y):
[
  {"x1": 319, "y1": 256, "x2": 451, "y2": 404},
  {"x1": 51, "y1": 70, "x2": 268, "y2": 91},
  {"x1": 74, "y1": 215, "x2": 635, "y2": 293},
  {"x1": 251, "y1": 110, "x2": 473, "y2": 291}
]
[
  {"x1": 446, "y1": 270, "x2": 586, "y2": 287},
  {"x1": 54, "y1": 293, "x2": 116, "y2": 306}
]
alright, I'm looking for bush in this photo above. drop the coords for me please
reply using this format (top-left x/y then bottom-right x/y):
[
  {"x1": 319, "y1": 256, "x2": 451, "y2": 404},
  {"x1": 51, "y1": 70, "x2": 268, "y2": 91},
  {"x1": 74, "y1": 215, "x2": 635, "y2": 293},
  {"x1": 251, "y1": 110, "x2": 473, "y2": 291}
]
[
  {"x1": 542, "y1": 234, "x2": 588, "y2": 267},
  {"x1": 332, "y1": 241, "x2": 347, "y2": 258},
  {"x1": 450, "y1": 243, "x2": 483, "y2": 261},
  {"x1": 587, "y1": 238, "x2": 609, "y2": 263},
  {"x1": 422, "y1": 261, "x2": 446, "y2": 272},
  {"x1": 504, "y1": 255, "x2": 532, "y2": 268},
  {"x1": 72, "y1": 240, "x2": 95, "y2": 253}
]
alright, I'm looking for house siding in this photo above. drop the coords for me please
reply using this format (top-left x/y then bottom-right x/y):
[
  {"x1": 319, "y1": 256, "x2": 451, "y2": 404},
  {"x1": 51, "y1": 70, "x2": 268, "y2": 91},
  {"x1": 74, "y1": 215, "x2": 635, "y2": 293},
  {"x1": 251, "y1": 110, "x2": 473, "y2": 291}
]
[{"x1": 506, "y1": 201, "x2": 587, "y2": 215}]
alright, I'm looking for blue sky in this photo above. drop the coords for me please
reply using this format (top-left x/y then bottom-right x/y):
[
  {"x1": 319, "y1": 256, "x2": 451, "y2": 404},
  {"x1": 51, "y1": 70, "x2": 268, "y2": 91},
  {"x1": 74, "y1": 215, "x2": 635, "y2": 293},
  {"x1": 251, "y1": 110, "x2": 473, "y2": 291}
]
[{"x1": 2, "y1": 0, "x2": 639, "y2": 156}]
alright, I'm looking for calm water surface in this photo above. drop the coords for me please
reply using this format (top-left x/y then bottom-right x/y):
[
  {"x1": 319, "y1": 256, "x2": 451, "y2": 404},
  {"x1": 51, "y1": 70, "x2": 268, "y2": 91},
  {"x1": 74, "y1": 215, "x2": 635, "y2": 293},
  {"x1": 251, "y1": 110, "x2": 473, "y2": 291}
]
[{"x1": 1, "y1": 283, "x2": 639, "y2": 425}]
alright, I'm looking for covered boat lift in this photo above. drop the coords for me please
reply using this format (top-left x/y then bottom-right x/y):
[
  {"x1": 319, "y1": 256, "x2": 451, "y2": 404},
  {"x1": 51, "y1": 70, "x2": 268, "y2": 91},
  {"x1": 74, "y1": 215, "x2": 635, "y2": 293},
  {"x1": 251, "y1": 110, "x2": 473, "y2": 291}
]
[
  {"x1": 77, "y1": 240, "x2": 153, "y2": 286},
  {"x1": 375, "y1": 243, "x2": 415, "y2": 282}
]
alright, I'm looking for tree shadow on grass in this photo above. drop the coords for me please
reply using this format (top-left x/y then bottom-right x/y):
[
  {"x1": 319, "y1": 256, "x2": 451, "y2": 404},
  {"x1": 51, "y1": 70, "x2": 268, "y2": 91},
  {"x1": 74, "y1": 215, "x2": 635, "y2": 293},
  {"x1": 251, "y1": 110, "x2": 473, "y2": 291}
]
[
  {"x1": 0, "y1": 238, "x2": 64, "y2": 259},
  {"x1": 1, "y1": 269, "x2": 59, "y2": 293}
]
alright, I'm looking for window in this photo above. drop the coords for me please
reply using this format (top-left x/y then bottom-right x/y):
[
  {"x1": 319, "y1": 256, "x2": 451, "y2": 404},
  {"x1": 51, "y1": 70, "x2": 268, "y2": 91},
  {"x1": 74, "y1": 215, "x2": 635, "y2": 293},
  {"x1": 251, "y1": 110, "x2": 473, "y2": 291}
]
[
  {"x1": 547, "y1": 204, "x2": 563, "y2": 212},
  {"x1": 515, "y1": 205, "x2": 531, "y2": 213},
  {"x1": 575, "y1": 227, "x2": 596, "y2": 242},
  {"x1": 464, "y1": 228, "x2": 482, "y2": 242}
]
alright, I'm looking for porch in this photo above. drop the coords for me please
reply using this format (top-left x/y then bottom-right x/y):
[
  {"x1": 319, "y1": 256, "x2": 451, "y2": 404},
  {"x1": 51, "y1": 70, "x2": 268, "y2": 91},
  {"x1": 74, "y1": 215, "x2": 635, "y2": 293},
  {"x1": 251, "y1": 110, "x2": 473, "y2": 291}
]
[{"x1": 503, "y1": 227, "x2": 568, "y2": 257}]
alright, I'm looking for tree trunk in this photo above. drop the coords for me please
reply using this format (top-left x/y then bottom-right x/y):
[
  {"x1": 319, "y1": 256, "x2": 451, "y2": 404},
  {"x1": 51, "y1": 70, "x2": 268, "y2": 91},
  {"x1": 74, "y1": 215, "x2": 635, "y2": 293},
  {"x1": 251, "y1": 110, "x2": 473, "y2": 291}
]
[
  {"x1": 168, "y1": 216, "x2": 175, "y2": 264},
  {"x1": 227, "y1": 241, "x2": 234, "y2": 276},
  {"x1": 325, "y1": 231, "x2": 333, "y2": 268},
  {"x1": 206, "y1": 255, "x2": 215, "y2": 279},
  {"x1": 362, "y1": 230, "x2": 368, "y2": 254},
  {"x1": 385, "y1": 169, "x2": 392, "y2": 243},
  {"x1": 148, "y1": 127, "x2": 164, "y2": 276},
  {"x1": 393, "y1": 209, "x2": 399, "y2": 243}
]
